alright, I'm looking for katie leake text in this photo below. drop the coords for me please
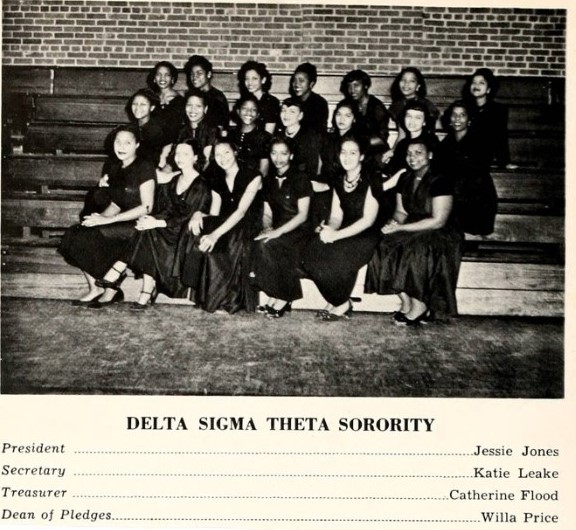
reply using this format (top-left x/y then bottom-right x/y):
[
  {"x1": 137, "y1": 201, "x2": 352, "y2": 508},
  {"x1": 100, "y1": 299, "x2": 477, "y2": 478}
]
[{"x1": 127, "y1": 416, "x2": 435, "y2": 432}]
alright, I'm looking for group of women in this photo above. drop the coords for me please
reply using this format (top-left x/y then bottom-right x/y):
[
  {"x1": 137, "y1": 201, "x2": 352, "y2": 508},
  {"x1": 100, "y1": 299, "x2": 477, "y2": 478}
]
[{"x1": 59, "y1": 58, "x2": 506, "y2": 325}]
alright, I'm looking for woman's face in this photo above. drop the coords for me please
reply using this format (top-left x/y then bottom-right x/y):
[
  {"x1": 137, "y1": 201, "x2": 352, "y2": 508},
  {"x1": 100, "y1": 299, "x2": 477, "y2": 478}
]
[
  {"x1": 270, "y1": 142, "x2": 292, "y2": 172},
  {"x1": 404, "y1": 109, "x2": 426, "y2": 135},
  {"x1": 347, "y1": 80, "x2": 367, "y2": 101},
  {"x1": 470, "y1": 75, "x2": 490, "y2": 99},
  {"x1": 244, "y1": 69, "x2": 264, "y2": 95},
  {"x1": 406, "y1": 142, "x2": 431, "y2": 171},
  {"x1": 334, "y1": 106, "x2": 355, "y2": 133},
  {"x1": 114, "y1": 131, "x2": 139, "y2": 162},
  {"x1": 450, "y1": 106, "x2": 470, "y2": 133},
  {"x1": 189, "y1": 65, "x2": 210, "y2": 89},
  {"x1": 238, "y1": 100, "x2": 259, "y2": 126},
  {"x1": 154, "y1": 66, "x2": 174, "y2": 90},
  {"x1": 131, "y1": 95, "x2": 154, "y2": 121},
  {"x1": 280, "y1": 104, "x2": 303, "y2": 128},
  {"x1": 174, "y1": 143, "x2": 198, "y2": 170},
  {"x1": 185, "y1": 96, "x2": 207, "y2": 125},
  {"x1": 214, "y1": 143, "x2": 237, "y2": 171},
  {"x1": 292, "y1": 72, "x2": 312, "y2": 98},
  {"x1": 339, "y1": 140, "x2": 364, "y2": 172},
  {"x1": 399, "y1": 71, "x2": 420, "y2": 99}
]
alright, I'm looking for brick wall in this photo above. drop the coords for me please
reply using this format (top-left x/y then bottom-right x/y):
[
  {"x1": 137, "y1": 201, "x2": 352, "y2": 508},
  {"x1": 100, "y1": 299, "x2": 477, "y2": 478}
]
[{"x1": 2, "y1": 1, "x2": 566, "y2": 77}]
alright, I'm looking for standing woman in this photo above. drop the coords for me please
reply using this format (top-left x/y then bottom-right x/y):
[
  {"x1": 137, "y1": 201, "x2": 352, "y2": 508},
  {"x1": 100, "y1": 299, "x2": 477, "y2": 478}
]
[
  {"x1": 126, "y1": 88, "x2": 166, "y2": 166},
  {"x1": 301, "y1": 136, "x2": 380, "y2": 321},
  {"x1": 175, "y1": 140, "x2": 262, "y2": 313},
  {"x1": 228, "y1": 94, "x2": 272, "y2": 177},
  {"x1": 59, "y1": 125, "x2": 155, "y2": 306},
  {"x1": 146, "y1": 61, "x2": 185, "y2": 144},
  {"x1": 365, "y1": 138, "x2": 464, "y2": 325},
  {"x1": 237, "y1": 60, "x2": 280, "y2": 135},
  {"x1": 462, "y1": 67, "x2": 517, "y2": 169},
  {"x1": 251, "y1": 137, "x2": 312, "y2": 318},
  {"x1": 97, "y1": 139, "x2": 215, "y2": 309}
]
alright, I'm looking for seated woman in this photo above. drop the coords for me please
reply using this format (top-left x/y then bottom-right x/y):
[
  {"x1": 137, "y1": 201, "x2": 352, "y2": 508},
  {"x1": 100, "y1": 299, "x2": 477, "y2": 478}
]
[
  {"x1": 301, "y1": 136, "x2": 380, "y2": 321},
  {"x1": 126, "y1": 88, "x2": 167, "y2": 166},
  {"x1": 59, "y1": 124, "x2": 155, "y2": 307},
  {"x1": 237, "y1": 60, "x2": 280, "y2": 135},
  {"x1": 157, "y1": 89, "x2": 218, "y2": 177},
  {"x1": 174, "y1": 139, "x2": 262, "y2": 313},
  {"x1": 388, "y1": 67, "x2": 439, "y2": 140},
  {"x1": 365, "y1": 138, "x2": 464, "y2": 325},
  {"x1": 146, "y1": 61, "x2": 185, "y2": 144},
  {"x1": 339, "y1": 69, "x2": 391, "y2": 169},
  {"x1": 97, "y1": 139, "x2": 216, "y2": 309},
  {"x1": 462, "y1": 67, "x2": 517, "y2": 169},
  {"x1": 436, "y1": 100, "x2": 498, "y2": 236},
  {"x1": 228, "y1": 94, "x2": 272, "y2": 177},
  {"x1": 250, "y1": 137, "x2": 312, "y2": 318},
  {"x1": 289, "y1": 62, "x2": 329, "y2": 133}
]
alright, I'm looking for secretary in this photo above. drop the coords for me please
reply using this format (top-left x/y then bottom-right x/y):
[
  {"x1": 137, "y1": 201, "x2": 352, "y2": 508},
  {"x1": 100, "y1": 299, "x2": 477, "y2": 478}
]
[{"x1": 2, "y1": 465, "x2": 66, "y2": 478}]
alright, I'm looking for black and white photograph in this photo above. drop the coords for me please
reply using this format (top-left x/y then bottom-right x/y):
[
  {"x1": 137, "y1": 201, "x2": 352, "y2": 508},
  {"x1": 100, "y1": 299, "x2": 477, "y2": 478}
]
[{"x1": 1, "y1": 0, "x2": 566, "y2": 398}]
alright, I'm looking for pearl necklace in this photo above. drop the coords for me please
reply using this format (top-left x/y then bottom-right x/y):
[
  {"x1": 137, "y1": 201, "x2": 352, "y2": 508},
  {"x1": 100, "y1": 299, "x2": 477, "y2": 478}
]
[{"x1": 344, "y1": 171, "x2": 362, "y2": 190}]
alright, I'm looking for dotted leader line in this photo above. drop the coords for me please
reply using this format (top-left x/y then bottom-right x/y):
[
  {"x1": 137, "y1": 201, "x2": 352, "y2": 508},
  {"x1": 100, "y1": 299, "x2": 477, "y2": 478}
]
[
  {"x1": 75, "y1": 450, "x2": 472, "y2": 456},
  {"x1": 111, "y1": 517, "x2": 481, "y2": 523},
  {"x1": 73, "y1": 473, "x2": 472, "y2": 478},
  {"x1": 74, "y1": 495, "x2": 449, "y2": 500}
]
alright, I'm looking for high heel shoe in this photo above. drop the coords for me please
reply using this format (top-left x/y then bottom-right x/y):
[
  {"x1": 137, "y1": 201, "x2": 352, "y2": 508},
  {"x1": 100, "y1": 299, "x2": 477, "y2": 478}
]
[
  {"x1": 88, "y1": 289, "x2": 124, "y2": 308},
  {"x1": 131, "y1": 289, "x2": 158, "y2": 310},
  {"x1": 266, "y1": 302, "x2": 292, "y2": 319},
  {"x1": 257, "y1": 305, "x2": 273, "y2": 315},
  {"x1": 71, "y1": 292, "x2": 103, "y2": 307},
  {"x1": 320, "y1": 300, "x2": 352, "y2": 321},
  {"x1": 95, "y1": 267, "x2": 127, "y2": 289},
  {"x1": 398, "y1": 309, "x2": 430, "y2": 327}
]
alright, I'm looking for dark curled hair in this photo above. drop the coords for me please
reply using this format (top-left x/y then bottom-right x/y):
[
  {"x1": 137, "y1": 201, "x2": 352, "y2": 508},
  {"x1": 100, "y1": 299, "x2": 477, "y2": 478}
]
[
  {"x1": 184, "y1": 88, "x2": 209, "y2": 107},
  {"x1": 390, "y1": 67, "x2": 428, "y2": 102},
  {"x1": 294, "y1": 62, "x2": 318, "y2": 84},
  {"x1": 146, "y1": 61, "x2": 179, "y2": 92},
  {"x1": 238, "y1": 60, "x2": 273, "y2": 95},
  {"x1": 441, "y1": 99, "x2": 473, "y2": 132},
  {"x1": 462, "y1": 67, "x2": 500, "y2": 102},
  {"x1": 398, "y1": 99, "x2": 433, "y2": 134},
  {"x1": 331, "y1": 99, "x2": 360, "y2": 130},
  {"x1": 104, "y1": 123, "x2": 141, "y2": 156},
  {"x1": 231, "y1": 93, "x2": 261, "y2": 125},
  {"x1": 339, "y1": 134, "x2": 369, "y2": 156},
  {"x1": 339, "y1": 69, "x2": 371, "y2": 97},
  {"x1": 184, "y1": 55, "x2": 213, "y2": 88},
  {"x1": 270, "y1": 135, "x2": 294, "y2": 154},
  {"x1": 125, "y1": 88, "x2": 160, "y2": 121}
]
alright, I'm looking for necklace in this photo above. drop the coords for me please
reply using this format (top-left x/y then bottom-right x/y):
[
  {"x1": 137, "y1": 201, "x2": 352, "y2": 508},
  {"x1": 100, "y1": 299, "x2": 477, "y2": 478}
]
[{"x1": 344, "y1": 171, "x2": 362, "y2": 190}]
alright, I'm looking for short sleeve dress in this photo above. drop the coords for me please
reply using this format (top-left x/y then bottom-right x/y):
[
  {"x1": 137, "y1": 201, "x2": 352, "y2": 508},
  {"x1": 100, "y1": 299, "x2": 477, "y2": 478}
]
[
  {"x1": 151, "y1": 94, "x2": 185, "y2": 145},
  {"x1": 301, "y1": 170, "x2": 380, "y2": 307},
  {"x1": 174, "y1": 167, "x2": 262, "y2": 313},
  {"x1": 227, "y1": 126, "x2": 272, "y2": 175},
  {"x1": 58, "y1": 157, "x2": 156, "y2": 280},
  {"x1": 250, "y1": 166, "x2": 313, "y2": 301},
  {"x1": 124, "y1": 175, "x2": 212, "y2": 298},
  {"x1": 365, "y1": 168, "x2": 464, "y2": 316}
]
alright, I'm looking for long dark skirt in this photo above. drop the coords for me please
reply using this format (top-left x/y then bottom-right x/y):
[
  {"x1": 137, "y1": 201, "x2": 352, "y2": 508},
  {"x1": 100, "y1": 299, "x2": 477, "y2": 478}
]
[
  {"x1": 365, "y1": 227, "x2": 464, "y2": 316},
  {"x1": 59, "y1": 221, "x2": 136, "y2": 279},
  {"x1": 125, "y1": 227, "x2": 187, "y2": 298},
  {"x1": 250, "y1": 228, "x2": 310, "y2": 301},
  {"x1": 301, "y1": 229, "x2": 380, "y2": 307},
  {"x1": 176, "y1": 217, "x2": 257, "y2": 313}
]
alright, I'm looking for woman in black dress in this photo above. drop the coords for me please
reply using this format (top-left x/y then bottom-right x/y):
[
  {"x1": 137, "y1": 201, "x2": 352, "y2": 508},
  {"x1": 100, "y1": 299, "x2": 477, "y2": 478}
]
[
  {"x1": 365, "y1": 138, "x2": 464, "y2": 325},
  {"x1": 97, "y1": 139, "x2": 215, "y2": 309},
  {"x1": 59, "y1": 125, "x2": 156, "y2": 306},
  {"x1": 462, "y1": 67, "x2": 517, "y2": 169},
  {"x1": 237, "y1": 60, "x2": 280, "y2": 135},
  {"x1": 250, "y1": 137, "x2": 312, "y2": 318},
  {"x1": 228, "y1": 94, "x2": 271, "y2": 177},
  {"x1": 175, "y1": 139, "x2": 262, "y2": 313},
  {"x1": 301, "y1": 136, "x2": 380, "y2": 321},
  {"x1": 146, "y1": 61, "x2": 185, "y2": 144}
]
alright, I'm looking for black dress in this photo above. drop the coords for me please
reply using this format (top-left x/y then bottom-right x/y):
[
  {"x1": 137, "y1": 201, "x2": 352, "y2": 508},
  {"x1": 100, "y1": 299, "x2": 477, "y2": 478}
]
[
  {"x1": 59, "y1": 157, "x2": 156, "y2": 279},
  {"x1": 124, "y1": 175, "x2": 212, "y2": 298},
  {"x1": 151, "y1": 94, "x2": 185, "y2": 144},
  {"x1": 257, "y1": 92, "x2": 281, "y2": 129},
  {"x1": 175, "y1": 167, "x2": 261, "y2": 313},
  {"x1": 204, "y1": 86, "x2": 230, "y2": 130},
  {"x1": 365, "y1": 168, "x2": 464, "y2": 316},
  {"x1": 228, "y1": 127, "x2": 272, "y2": 175},
  {"x1": 173, "y1": 121, "x2": 219, "y2": 170},
  {"x1": 467, "y1": 100, "x2": 511, "y2": 168},
  {"x1": 300, "y1": 92, "x2": 330, "y2": 133},
  {"x1": 138, "y1": 119, "x2": 168, "y2": 166},
  {"x1": 250, "y1": 166, "x2": 313, "y2": 301},
  {"x1": 301, "y1": 171, "x2": 380, "y2": 307}
]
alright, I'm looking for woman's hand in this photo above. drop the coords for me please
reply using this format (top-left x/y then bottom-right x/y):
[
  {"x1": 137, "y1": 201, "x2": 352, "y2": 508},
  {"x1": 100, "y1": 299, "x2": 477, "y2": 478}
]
[
  {"x1": 381, "y1": 219, "x2": 401, "y2": 235},
  {"x1": 383, "y1": 168, "x2": 406, "y2": 191},
  {"x1": 188, "y1": 212, "x2": 205, "y2": 236},
  {"x1": 98, "y1": 174, "x2": 109, "y2": 187},
  {"x1": 381, "y1": 149, "x2": 394, "y2": 165},
  {"x1": 135, "y1": 215, "x2": 160, "y2": 231},
  {"x1": 199, "y1": 233, "x2": 218, "y2": 253},
  {"x1": 254, "y1": 228, "x2": 280, "y2": 242},
  {"x1": 81, "y1": 213, "x2": 113, "y2": 227},
  {"x1": 319, "y1": 222, "x2": 338, "y2": 244}
]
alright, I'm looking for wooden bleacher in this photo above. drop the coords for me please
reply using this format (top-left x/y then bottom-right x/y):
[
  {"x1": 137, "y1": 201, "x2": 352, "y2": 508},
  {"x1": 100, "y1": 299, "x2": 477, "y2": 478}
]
[{"x1": 1, "y1": 66, "x2": 565, "y2": 316}]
